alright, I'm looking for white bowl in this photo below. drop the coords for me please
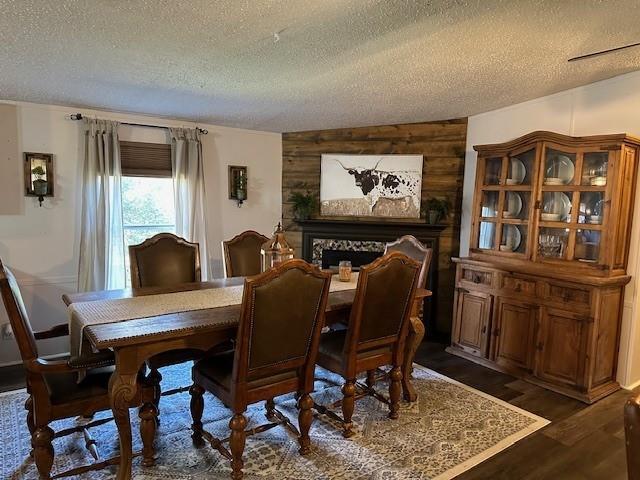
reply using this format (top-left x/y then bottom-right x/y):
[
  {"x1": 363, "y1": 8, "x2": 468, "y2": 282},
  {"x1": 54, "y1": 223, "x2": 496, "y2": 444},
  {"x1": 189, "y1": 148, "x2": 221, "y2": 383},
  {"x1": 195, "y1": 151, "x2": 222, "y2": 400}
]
[
  {"x1": 591, "y1": 177, "x2": 606, "y2": 186},
  {"x1": 541, "y1": 213, "x2": 561, "y2": 221},
  {"x1": 589, "y1": 216, "x2": 602, "y2": 224}
]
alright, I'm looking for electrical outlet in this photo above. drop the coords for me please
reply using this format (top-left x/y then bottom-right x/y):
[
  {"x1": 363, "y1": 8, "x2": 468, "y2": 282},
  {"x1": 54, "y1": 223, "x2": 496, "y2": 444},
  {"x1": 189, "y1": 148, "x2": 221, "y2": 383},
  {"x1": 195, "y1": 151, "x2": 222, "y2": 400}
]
[{"x1": 1, "y1": 324, "x2": 14, "y2": 340}]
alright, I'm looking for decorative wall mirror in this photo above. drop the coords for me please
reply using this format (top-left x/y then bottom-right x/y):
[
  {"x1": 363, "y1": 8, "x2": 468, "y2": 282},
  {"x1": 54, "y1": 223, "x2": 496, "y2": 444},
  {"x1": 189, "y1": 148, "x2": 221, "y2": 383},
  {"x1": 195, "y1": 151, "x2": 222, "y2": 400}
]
[
  {"x1": 24, "y1": 152, "x2": 54, "y2": 206},
  {"x1": 228, "y1": 165, "x2": 247, "y2": 207}
]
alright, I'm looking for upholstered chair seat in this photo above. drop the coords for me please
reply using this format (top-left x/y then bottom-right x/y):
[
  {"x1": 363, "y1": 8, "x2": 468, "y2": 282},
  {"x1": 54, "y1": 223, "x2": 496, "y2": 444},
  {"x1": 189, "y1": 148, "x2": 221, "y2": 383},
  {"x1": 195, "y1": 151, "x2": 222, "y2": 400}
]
[
  {"x1": 313, "y1": 252, "x2": 421, "y2": 438},
  {"x1": 43, "y1": 365, "x2": 114, "y2": 405},
  {"x1": 222, "y1": 230, "x2": 269, "y2": 278},
  {"x1": 189, "y1": 260, "x2": 331, "y2": 479},
  {"x1": 317, "y1": 331, "x2": 392, "y2": 366},
  {"x1": 194, "y1": 352, "x2": 298, "y2": 395}
]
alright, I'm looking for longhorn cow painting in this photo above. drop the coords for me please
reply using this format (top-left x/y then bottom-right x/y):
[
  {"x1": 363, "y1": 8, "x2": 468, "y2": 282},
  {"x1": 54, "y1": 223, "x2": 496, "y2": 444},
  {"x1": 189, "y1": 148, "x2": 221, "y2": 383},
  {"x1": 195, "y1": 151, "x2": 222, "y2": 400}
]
[{"x1": 320, "y1": 154, "x2": 423, "y2": 218}]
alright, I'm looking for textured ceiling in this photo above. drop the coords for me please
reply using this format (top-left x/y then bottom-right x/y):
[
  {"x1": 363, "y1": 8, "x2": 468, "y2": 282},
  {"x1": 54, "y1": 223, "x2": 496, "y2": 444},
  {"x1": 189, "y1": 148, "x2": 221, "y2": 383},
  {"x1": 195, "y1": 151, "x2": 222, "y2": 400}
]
[{"x1": 1, "y1": 0, "x2": 640, "y2": 132}]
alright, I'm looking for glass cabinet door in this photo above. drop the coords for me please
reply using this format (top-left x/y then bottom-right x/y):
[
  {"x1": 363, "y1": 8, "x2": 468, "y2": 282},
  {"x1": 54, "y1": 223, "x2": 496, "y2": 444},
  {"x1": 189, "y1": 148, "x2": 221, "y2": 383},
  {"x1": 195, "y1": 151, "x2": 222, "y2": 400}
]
[
  {"x1": 476, "y1": 149, "x2": 535, "y2": 256},
  {"x1": 534, "y1": 145, "x2": 610, "y2": 265}
]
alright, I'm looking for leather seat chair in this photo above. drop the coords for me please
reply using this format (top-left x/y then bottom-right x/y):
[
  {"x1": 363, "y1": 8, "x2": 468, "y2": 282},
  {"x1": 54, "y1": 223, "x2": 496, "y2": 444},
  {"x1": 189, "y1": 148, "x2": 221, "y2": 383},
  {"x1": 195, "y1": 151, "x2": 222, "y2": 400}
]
[
  {"x1": 0, "y1": 258, "x2": 146, "y2": 479},
  {"x1": 384, "y1": 235, "x2": 432, "y2": 381},
  {"x1": 129, "y1": 233, "x2": 203, "y2": 418},
  {"x1": 222, "y1": 230, "x2": 269, "y2": 278},
  {"x1": 189, "y1": 259, "x2": 331, "y2": 479},
  {"x1": 314, "y1": 252, "x2": 420, "y2": 438}
]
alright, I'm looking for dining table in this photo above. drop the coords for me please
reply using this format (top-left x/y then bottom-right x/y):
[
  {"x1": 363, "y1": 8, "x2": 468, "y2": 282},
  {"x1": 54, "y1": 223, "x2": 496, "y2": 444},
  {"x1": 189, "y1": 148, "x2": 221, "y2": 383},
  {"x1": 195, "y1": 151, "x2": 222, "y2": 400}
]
[{"x1": 63, "y1": 275, "x2": 431, "y2": 480}]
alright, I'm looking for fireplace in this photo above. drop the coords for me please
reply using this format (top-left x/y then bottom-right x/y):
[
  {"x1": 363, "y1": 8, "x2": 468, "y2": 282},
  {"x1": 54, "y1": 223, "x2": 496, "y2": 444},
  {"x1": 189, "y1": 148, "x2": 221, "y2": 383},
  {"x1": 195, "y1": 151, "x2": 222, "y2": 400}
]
[
  {"x1": 296, "y1": 219, "x2": 446, "y2": 332},
  {"x1": 321, "y1": 249, "x2": 382, "y2": 270}
]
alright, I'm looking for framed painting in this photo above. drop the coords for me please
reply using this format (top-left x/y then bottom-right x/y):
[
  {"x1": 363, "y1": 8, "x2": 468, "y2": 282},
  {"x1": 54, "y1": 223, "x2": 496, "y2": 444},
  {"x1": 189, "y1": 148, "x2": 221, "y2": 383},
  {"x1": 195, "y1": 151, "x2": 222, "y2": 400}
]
[{"x1": 320, "y1": 154, "x2": 423, "y2": 218}]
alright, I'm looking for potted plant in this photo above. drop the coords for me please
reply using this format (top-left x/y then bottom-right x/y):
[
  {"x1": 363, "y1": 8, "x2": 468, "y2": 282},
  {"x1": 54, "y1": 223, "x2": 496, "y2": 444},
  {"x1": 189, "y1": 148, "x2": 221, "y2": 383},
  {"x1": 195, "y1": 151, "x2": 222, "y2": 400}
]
[
  {"x1": 289, "y1": 188, "x2": 315, "y2": 221},
  {"x1": 424, "y1": 197, "x2": 450, "y2": 224},
  {"x1": 31, "y1": 166, "x2": 48, "y2": 196}
]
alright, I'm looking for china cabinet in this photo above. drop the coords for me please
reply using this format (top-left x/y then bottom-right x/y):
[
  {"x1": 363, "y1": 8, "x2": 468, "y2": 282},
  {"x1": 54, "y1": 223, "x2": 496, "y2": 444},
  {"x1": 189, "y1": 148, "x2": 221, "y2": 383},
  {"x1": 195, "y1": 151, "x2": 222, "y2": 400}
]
[{"x1": 449, "y1": 131, "x2": 640, "y2": 403}]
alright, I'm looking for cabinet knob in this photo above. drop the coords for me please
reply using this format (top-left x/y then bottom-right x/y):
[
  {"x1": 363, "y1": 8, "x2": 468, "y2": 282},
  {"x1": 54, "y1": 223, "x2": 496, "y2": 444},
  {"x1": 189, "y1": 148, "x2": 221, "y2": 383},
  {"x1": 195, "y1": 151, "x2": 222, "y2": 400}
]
[{"x1": 481, "y1": 326, "x2": 487, "y2": 334}]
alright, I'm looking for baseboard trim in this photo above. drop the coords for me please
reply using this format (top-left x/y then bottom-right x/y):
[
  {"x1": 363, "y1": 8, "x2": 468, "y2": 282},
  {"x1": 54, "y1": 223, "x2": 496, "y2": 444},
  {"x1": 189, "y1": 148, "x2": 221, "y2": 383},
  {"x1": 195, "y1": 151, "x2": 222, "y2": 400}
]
[{"x1": 622, "y1": 378, "x2": 640, "y2": 391}]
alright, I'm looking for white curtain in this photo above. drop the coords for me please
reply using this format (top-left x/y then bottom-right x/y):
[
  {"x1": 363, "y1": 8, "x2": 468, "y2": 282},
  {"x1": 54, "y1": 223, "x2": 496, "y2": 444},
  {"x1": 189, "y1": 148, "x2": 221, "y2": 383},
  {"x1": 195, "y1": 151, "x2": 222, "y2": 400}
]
[
  {"x1": 78, "y1": 119, "x2": 126, "y2": 291},
  {"x1": 170, "y1": 127, "x2": 212, "y2": 279}
]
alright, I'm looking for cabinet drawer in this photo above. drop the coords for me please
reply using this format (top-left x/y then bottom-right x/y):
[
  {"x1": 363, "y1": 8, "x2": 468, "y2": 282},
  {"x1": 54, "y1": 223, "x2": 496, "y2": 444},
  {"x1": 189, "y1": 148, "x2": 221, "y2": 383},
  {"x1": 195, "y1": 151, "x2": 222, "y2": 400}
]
[
  {"x1": 544, "y1": 283, "x2": 591, "y2": 306},
  {"x1": 459, "y1": 266, "x2": 493, "y2": 287},
  {"x1": 499, "y1": 274, "x2": 537, "y2": 296}
]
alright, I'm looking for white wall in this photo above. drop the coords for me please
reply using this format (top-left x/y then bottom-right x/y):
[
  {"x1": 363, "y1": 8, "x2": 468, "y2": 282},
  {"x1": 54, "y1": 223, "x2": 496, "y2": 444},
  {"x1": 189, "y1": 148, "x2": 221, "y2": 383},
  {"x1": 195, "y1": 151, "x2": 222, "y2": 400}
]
[
  {"x1": 0, "y1": 101, "x2": 281, "y2": 365},
  {"x1": 461, "y1": 70, "x2": 640, "y2": 388}
]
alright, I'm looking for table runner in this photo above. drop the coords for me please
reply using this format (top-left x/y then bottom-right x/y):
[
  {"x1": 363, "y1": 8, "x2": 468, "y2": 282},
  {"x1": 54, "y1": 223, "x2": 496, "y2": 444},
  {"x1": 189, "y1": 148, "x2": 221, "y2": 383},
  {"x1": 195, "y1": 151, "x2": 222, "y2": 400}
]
[{"x1": 69, "y1": 273, "x2": 359, "y2": 360}]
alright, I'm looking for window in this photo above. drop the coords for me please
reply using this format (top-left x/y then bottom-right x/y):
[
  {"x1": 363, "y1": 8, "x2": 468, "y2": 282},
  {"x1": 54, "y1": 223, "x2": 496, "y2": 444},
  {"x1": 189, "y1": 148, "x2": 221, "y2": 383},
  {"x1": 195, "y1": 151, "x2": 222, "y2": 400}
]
[
  {"x1": 119, "y1": 140, "x2": 175, "y2": 286},
  {"x1": 121, "y1": 176, "x2": 176, "y2": 286}
]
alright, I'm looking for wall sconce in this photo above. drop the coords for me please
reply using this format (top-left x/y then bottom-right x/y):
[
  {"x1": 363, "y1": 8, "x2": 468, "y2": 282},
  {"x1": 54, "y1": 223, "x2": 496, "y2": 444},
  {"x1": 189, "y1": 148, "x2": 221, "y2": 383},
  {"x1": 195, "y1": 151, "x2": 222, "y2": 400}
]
[
  {"x1": 228, "y1": 165, "x2": 247, "y2": 207},
  {"x1": 24, "y1": 152, "x2": 54, "y2": 207}
]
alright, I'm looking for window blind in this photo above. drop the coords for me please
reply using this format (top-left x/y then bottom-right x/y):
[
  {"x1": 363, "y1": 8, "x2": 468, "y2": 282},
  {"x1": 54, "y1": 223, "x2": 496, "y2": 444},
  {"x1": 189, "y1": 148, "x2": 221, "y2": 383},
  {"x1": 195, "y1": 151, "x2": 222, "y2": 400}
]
[{"x1": 120, "y1": 141, "x2": 172, "y2": 177}]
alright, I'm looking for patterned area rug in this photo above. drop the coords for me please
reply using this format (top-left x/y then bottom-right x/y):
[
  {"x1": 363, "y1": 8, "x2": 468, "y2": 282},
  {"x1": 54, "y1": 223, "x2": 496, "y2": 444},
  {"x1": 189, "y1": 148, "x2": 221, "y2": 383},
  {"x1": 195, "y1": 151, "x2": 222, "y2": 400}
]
[{"x1": 0, "y1": 364, "x2": 548, "y2": 479}]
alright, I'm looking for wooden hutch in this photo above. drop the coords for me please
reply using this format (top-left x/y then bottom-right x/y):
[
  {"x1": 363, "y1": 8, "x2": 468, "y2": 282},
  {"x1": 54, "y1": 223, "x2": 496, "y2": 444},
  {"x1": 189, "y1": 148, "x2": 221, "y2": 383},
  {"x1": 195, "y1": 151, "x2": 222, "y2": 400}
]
[{"x1": 449, "y1": 131, "x2": 640, "y2": 403}]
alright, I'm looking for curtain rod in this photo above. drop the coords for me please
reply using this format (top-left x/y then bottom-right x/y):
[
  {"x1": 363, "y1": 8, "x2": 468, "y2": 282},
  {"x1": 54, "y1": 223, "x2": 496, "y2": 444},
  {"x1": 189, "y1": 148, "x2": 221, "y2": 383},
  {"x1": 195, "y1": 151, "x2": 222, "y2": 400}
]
[{"x1": 68, "y1": 113, "x2": 208, "y2": 135}]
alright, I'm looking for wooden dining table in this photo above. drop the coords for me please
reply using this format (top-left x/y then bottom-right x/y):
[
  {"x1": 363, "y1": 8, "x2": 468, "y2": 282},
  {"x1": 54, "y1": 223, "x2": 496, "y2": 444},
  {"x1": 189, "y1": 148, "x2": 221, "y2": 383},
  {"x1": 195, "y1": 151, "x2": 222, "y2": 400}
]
[{"x1": 63, "y1": 277, "x2": 431, "y2": 480}]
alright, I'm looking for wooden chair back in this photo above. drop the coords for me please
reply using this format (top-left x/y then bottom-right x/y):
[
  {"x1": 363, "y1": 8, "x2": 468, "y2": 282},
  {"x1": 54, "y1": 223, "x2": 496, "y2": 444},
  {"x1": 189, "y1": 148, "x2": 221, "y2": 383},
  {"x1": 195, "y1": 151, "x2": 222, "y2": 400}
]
[
  {"x1": 0, "y1": 259, "x2": 38, "y2": 361},
  {"x1": 231, "y1": 259, "x2": 331, "y2": 405},
  {"x1": 222, "y1": 230, "x2": 269, "y2": 278},
  {"x1": 384, "y1": 235, "x2": 433, "y2": 289},
  {"x1": 344, "y1": 252, "x2": 420, "y2": 370},
  {"x1": 129, "y1": 233, "x2": 200, "y2": 288}
]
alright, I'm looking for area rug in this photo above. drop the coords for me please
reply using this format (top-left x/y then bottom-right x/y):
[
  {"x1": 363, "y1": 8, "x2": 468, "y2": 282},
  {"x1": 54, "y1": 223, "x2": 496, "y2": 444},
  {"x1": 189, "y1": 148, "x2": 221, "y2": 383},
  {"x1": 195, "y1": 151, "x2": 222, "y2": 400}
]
[{"x1": 0, "y1": 364, "x2": 548, "y2": 479}]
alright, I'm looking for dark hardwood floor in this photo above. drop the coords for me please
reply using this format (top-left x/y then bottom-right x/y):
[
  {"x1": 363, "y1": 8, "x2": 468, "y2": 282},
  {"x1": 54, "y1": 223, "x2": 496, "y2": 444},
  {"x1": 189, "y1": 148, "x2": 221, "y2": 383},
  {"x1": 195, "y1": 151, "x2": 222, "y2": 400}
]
[
  {"x1": 0, "y1": 342, "x2": 634, "y2": 479},
  {"x1": 415, "y1": 342, "x2": 635, "y2": 480}
]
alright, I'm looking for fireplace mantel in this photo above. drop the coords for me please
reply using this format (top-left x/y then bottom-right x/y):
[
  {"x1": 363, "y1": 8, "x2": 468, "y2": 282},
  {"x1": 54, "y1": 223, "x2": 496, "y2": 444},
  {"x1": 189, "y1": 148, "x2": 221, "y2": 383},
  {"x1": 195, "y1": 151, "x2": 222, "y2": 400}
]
[{"x1": 296, "y1": 218, "x2": 446, "y2": 331}]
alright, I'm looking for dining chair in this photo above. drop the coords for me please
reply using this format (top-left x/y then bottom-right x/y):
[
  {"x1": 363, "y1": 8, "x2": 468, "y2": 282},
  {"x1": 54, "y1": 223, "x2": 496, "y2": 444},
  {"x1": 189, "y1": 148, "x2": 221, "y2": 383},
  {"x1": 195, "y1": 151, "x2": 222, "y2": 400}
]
[
  {"x1": 0, "y1": 258, "x2": 146, "y2": 479},
  {"x1": 384, "y1": 235, "x2": 433, "y2": 290},
  {"x1": 129, "y1": 232, "x2": 203, "y2": 419},
  {"x1": 313, "y1": 251, "x2": 421, "y2": 438},
  {"x1": 222, "y1": 230, "x2": 269, "y2": 278},
  {"x1": 189, "y1": 259, "x2": 331, "y2": 479},
  {"x1": 383, "y1": 235, "x2": 432, "y2": 382}
]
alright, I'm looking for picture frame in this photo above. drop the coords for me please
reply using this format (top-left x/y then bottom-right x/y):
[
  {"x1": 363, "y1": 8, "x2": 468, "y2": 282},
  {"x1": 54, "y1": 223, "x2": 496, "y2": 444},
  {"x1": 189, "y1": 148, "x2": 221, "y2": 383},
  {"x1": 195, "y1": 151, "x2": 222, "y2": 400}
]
[{"x1": 320, "y1": 154, "x2": 423, "y2": 218}]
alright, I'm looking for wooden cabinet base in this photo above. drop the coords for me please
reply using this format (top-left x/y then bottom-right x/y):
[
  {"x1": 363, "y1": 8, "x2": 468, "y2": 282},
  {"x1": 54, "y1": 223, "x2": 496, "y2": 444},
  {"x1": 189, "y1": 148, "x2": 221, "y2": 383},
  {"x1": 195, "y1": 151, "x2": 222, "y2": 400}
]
[
  {"x1": 449, "y1": 257, "x2": 630, "y2": 404},
  {"x1": 445, "y1": 346, "x2": 620, "y2": 403}
]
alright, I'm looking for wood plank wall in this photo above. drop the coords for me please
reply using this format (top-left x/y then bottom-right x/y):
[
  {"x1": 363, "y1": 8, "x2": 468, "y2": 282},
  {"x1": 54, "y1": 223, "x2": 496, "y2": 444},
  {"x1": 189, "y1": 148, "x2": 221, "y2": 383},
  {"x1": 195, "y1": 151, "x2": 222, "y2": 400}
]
[{"x1": 281, "y1": 118, "x2": 468, "y2": 335}]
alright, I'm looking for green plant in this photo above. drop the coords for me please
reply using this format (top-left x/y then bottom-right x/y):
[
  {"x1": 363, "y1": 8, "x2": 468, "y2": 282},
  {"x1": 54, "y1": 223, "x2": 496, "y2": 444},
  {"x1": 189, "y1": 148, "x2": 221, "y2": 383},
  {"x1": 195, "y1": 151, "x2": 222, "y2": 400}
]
[
  {"x1": 423, "y1": 197, "x2": 451, "y2": 222},
  {"x1": 289, "y1": 189, "x2": 315, "y2": 220},
  {"x1": 31, "y1": 165, "x2": 46, "y2": 181}
]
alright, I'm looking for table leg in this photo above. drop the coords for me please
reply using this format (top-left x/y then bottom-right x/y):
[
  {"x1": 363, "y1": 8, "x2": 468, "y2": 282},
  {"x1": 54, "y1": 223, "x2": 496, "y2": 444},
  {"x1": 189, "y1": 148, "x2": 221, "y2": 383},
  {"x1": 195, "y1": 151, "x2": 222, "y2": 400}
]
[
  {"x1": 109, "y1": 354, "x2": 140, "y2": 480},
  {"x1": 402, "y1": 315, "x2": 425, "y2": 402}
]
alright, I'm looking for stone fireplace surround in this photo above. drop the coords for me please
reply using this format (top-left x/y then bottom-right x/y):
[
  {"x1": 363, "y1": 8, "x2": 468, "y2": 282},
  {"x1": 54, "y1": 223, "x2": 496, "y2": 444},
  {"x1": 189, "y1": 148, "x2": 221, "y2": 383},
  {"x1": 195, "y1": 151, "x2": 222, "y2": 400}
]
[{"x1": 297, "y1": 218, "x2": 446, "y2": 332}]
